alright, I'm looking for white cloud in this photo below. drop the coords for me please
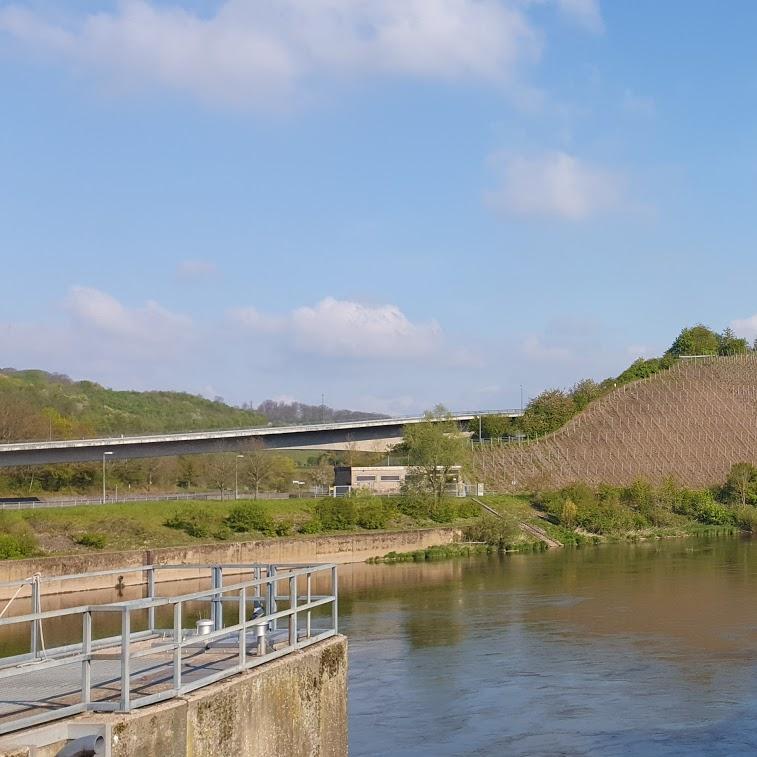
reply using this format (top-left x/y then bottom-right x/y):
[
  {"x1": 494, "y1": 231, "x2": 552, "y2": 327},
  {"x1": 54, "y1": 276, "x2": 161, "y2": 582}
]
[
  {"x1": 0, "y1": 0, "x2": 543, "y2": 108},
  {"x1": 232, "y1": 296, "x2": 442, "y2": 359},
  {"x1": 486, "y1": 150, "x2": 626, "y2": 221},
  {"x1": 65, "y1": 286, "x2": 191, "y2": 351},
  {"x1": 177, "y1": 260, "x2": 218, "y2": 280},
  {"x1": 730, "y1": 315, "x2": 757, "y2": 342}
]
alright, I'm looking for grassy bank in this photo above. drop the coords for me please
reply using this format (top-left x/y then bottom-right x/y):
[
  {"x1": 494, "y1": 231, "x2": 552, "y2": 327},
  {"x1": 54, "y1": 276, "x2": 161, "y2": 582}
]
[{"x1": 0, "y1": 495, "x2": 484, "y2": 560}]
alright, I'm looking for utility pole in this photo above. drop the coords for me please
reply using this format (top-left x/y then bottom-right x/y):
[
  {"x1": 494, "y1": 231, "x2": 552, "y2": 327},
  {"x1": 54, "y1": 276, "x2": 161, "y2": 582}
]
[
  {"x1": 520, "y1": 384, "x2": 524, "y2": 414},
  {"x1": 321, "y1": 393, "x2": 325, "y2": 423},
  {"x1": 235, "y1": 454, "x2": 244, "y2": 500}
]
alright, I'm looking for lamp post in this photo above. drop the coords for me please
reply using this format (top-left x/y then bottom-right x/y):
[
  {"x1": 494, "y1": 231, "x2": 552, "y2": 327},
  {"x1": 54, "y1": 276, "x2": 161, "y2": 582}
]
[
  {"x1": 102, "y1": 451, "x2": 114, "y2": 504},
  {"x1": 235, "y1": 454, "x2": 244, "y2": 500}
]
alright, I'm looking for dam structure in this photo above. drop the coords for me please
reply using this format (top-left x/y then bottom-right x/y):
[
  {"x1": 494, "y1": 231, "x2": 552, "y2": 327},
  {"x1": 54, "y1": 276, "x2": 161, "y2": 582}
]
[
  {"x1": 0, "y1": 562, "x2": 347, "y2": 756},
  {"x1": 479, "y1": 354, "x2": 757, "y2": 490}
]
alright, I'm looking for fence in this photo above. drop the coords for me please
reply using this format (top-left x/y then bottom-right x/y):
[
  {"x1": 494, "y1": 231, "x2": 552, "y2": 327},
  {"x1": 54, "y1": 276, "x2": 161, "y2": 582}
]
[{"x1": 0, "y1": 562, "x2": 338, "y2": 736}]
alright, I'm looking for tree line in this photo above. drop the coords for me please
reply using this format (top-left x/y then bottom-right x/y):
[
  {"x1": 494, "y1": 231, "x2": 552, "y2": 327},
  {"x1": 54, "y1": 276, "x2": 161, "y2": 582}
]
[{"x1": 471, "y1": 323, "x2": 753, "y2": 440}]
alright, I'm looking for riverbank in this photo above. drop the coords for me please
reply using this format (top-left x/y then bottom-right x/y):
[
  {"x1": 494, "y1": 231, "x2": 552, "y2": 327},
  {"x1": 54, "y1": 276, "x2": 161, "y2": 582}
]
[{"x1": 0, "y1": 526, "x2": 462, "y2": 599}]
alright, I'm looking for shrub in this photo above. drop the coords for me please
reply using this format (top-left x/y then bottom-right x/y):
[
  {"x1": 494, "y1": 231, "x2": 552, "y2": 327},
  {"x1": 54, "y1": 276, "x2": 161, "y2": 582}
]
[
  {"x1": 356, "y1": 501, "x2": 392, "y2": 529},
  {"x1": 75, "y1": 533, "x2": 106, "y2": 549},
  {"x1": 428, "y1": 498, "x2": 457, "y2": 523},
  {"x1": 300, "y1": 518, "x2": 323, "y2": 534},
  {"x1": 463, "y1": 515, "x2": 518, "y2": 548},
  {"x1": 0, "y1": 513, "x2": 38, "y2": 559},
  {"x1": 225, "y1": 501, "x2": 272, "y2": 533},
  {"x1": 165, "y1": 505, "x2": 215, "y2": 538},
  {"x1": 271, "y1": 519, "x2": 293, "y2": 537},
  {"x1": 732, "y1": 505, "x2": 757, "y2": 532},
  {"x1": 315, "y1": 499, "x2": 356, "y2": 530},
  {"x1": 456, "y1": 499, "x2": 482, "y2": 519},
  {"x1": 396, "y1": 491, "x2": 435, "y2": 520}
]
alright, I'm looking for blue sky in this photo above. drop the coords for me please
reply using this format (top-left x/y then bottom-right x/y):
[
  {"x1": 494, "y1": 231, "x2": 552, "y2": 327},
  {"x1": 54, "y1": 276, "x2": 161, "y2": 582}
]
[{"x1": 1, "y1": 0, "x2": 757, "y2": 413}]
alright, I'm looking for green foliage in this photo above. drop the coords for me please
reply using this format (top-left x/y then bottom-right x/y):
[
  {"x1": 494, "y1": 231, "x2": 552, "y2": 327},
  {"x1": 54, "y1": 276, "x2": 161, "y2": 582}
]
[
  {"x1": 722, "y1": 462, "x2": 757, "y2": 505},
  {"x1": 315, "y1": 499, "x2": 356, "y2": 530},
  {"x1": 666, "y1": 324, "x2": 721, "y2": 356},
  {"x1": 165, "y1": 505, "x2": 215, "y2": 538},
  {"x1": 455, "y1": 499, "x2": 483, "y2": 519},
  {"x1": 469, "y1": 414, "x2": 517, "y2": 440},
  {"x1": 403, "y1": 405, "x2": 470, "y2": 501},
  {"x1": 718, "y1": 327, "x2": 748, "y2": 355},
  {"x1": 614, "y1": 355, "x2": 675, "y2": 385},
  {"x1": 356, "y1": 500, "x2": 394, "y2": 529},
  {"x1": 300, "y1": 518, "x2": 323, "y2": 534},
  {"x1": 0, "y1": 368, "x2": 266, "y2": 441},
  {"x1": 463, "y1": 515, "x2": 519, "y2": 548},
  {"x1": 428, "y1": 498, "x2": 457, "y2": 523},
  {"x1": 225, "y1": 501, "x2": 273, "y2": 534},
  {"x1": 520, "y1": 390, "x2": 576, "y2": 437},
  {"x1": 0, "y1": 513, "x2": 38, "y2": 559},
  {"x1": 74, "y1": 532, "x2": 106, "y2": 549}
]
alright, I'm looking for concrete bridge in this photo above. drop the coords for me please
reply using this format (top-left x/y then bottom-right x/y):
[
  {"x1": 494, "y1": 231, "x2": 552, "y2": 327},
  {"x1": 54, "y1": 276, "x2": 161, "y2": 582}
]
[{"x1": 0, "y1": 411, "x2": 521, "y2": 467}]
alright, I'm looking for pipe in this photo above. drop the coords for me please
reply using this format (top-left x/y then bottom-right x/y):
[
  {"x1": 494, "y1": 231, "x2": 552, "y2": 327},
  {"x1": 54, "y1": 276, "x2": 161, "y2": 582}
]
[{"x1": 56, "y1": 734, "x2": 105, "y2": 757}]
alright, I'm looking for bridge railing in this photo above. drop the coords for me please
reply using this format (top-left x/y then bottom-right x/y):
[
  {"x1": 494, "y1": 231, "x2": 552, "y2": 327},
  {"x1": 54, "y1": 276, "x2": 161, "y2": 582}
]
[{"x1": 0, "y1": 562, "x2": 338, "y2": 736}]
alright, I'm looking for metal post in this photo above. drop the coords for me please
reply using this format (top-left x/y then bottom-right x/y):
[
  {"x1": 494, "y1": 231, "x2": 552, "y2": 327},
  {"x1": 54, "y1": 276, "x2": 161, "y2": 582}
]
[
  {"x1": 288, "y1": 575, "x2": 297, "y2": 648},
  {"x1": 120, "y1": 608, "x2": 131, "y2": 712},
  {"x1": 81, "y1": 611, "x2": 92, "y2": 705},
  {"x1": 306, "y1": 572, "x2": 312, "y2": 639},
  {"x1": 267, "y1": 565, "x2": 277, "y2": 632},
  {"x1": 331, "y1": 566, "x2": 338, "y2": 633},
  {"x1": 239, "y1": 587, "x2": 247, "y2": 669},
  {"x1": 146, "y1": 566, "x2": 156, "y2": 634},
  {"x1": 211, "y1": 566, "x2": 223, "y2": 632},
  {"x1": 173, "y1": 602, "x2": 182, "y2": 691},
  {"x1": 30, "y1": 576, "x2": 41, "y2": 658}
]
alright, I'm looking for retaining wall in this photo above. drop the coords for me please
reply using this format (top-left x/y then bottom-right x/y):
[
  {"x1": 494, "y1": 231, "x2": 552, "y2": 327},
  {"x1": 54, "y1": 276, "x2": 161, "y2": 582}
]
[
  {"x1": 0, "y1": 528, "x2": 461, "y2": 599},
  {"x1": 0, "y1": 635, "x2": 348, "y2": 757}
]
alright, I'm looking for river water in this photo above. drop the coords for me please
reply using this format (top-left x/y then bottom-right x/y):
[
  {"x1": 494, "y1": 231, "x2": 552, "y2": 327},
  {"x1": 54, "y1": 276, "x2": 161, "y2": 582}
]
[
  {"x1": 2, "y1": 537, "x2": 756, "y2": 755},
  {"x1": 341, "y1": 537, "x2": 757, "y2": 756}
]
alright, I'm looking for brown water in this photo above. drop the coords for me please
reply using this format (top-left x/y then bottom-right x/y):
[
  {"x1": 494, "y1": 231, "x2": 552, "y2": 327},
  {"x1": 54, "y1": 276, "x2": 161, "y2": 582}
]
[
  {"x1": 2, "y1": 537, "x2": 757, "y2": 755},
  {"x1": 342, "y1": 537, "x2": 757, "y2": 756}
]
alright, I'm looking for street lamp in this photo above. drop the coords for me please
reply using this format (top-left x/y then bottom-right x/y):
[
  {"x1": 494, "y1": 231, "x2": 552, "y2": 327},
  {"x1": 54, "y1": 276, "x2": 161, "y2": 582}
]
[
  {"x1": 235, "y1": 454, "x2": 244, "y2": 500},
  {"x1": 102, "y1": 451, "x2": 114, "y2": 504}
]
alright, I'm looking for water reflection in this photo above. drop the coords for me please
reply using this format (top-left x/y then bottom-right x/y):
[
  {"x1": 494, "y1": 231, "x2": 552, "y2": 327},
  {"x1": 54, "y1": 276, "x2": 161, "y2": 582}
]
[{"x1": 342, "y1": 537, "x2": 757, "y2": 756}]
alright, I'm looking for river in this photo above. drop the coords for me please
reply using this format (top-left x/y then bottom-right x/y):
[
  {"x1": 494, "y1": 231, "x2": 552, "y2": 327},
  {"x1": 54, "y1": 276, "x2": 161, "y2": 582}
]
[
  {"x1": 342, "y1": 537, "x2": 757, "y2": 756},
  {"x1": 2, "y1": 537, "x2": 756, "y2": 755}
]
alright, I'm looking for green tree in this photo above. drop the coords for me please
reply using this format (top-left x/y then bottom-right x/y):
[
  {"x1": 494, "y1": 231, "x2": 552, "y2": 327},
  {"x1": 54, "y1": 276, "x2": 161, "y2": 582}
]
[
  {"x1": 520, "y1": 390, "x2": 576, "y2": 436},
  {"x1": 570, "y1": 379, "x2": 603, "y2": 410},
  {"x1": 718, "y1": 327, "x2": 748, "y2": 356},
  {"x1": 724, "y1": 462, "x2": 757, "y2": 506},
  {"x1": 403, "y1": 405, "x2": 470, "y2": 502},
  {"x1": 666, "y1": 324, "x2": 720, "y2": 356},
  {"x1": 469, "y1": 414, "x2": 517, "y2": 440}
]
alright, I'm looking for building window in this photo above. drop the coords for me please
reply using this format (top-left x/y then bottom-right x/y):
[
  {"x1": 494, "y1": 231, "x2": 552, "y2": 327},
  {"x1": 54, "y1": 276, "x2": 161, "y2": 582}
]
[
  {"x1": 356, "y1": 475, "x2": 376, "y2": 482},
  {"x1": 380, "y1": 475, "x2": 401, "y2": 481}
]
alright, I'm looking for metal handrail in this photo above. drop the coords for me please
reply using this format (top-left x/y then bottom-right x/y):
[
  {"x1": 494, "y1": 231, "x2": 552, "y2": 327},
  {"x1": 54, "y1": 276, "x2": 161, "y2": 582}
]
[{"x1": 0, "y1": 562, "x2": 338, "y2": 736}]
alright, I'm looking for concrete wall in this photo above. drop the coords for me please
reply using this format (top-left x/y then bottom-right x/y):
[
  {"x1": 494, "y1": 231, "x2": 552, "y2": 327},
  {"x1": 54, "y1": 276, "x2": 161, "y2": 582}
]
[
  {"x1": 0, "y1": 528, "x2": 461, "y2": 599},
  {"x1": 0, "y1": 636, "x2": 348, "y2": 757}
]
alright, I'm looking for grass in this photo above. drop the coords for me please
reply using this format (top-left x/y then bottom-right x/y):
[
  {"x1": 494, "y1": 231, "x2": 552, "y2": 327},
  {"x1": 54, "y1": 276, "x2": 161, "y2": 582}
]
[{"x1": 0, "y1": 496, "x2": 486, "y2": 558}]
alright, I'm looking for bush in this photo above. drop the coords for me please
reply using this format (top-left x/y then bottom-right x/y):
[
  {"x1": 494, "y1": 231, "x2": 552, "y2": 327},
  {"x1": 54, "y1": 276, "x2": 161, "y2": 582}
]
[
  {"x1": 271, "y1": 519, "x2": 293, "y2": 537},
  {"x1": 356, "y1": 501, "x2": 393, "y2": 529},
  {"x1": 463, "y1": 515, "x2": 518, "y2": 548},
  {"x1": 315, "y1": 499, "x2": 356, "y2": 530},
  {"x1": 396, "y1": 491, "x2": 435, "y2": 520},
  {"x1": 165, "y1": 505, "x2": 215, "y2": 538},
  {"x1": 225, "y1": 501, "x2": 272, "y2": 533},
  {"x1": 300, "y1": 518, "x2": 323, "y2": 534},
  {"x1": 428, "y1": 498, "x2": 457, "y2": 523},
  {"x1": 732, "y1": 505, "x2": 757, "y2": 532},
  {"x1": 0, "y1": 513, "x2": 38, "y2": 559},
  {"x1": 75, "y1": 533, "x2": 106, "y2": 549},
  {"x1": 456, "y1": 499, "x2": 482, "y2": 519}
]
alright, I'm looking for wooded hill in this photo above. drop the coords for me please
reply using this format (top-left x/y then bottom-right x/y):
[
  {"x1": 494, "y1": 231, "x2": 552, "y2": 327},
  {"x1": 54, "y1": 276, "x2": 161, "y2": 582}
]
[{"x1": 0, "y1": 369, "x2": 267, "y2": 442}]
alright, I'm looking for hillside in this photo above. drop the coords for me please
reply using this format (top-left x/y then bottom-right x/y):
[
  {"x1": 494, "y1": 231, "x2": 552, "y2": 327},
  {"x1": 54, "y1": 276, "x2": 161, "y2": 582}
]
[
  {"x1": 254, "y1": 399, "x2": 387, "y2": 425},
  {"x1": 478, "y1": 354, "x2": 757, "y2": 490},
  {"x1": 0, "y1": 369, "x2": 266, "y2": 441}
]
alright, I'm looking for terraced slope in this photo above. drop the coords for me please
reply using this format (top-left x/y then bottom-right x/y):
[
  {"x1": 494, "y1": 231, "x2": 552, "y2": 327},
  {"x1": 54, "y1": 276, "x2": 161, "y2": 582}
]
[{"x1": 478, "y1": 355, "x2": 757, "y2": 490}]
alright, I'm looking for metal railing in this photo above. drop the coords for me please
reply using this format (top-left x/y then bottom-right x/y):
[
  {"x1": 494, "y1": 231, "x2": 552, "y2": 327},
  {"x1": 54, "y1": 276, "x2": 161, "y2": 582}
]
[{"x1": 0, "y1": 562, "x2": 338, "y2": 736}]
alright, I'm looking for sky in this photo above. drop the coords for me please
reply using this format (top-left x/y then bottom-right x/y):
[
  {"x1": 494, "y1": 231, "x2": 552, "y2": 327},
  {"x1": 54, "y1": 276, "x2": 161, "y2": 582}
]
[{"x1": 2, "y1": 1, "x2": 757, "y2": 414}]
